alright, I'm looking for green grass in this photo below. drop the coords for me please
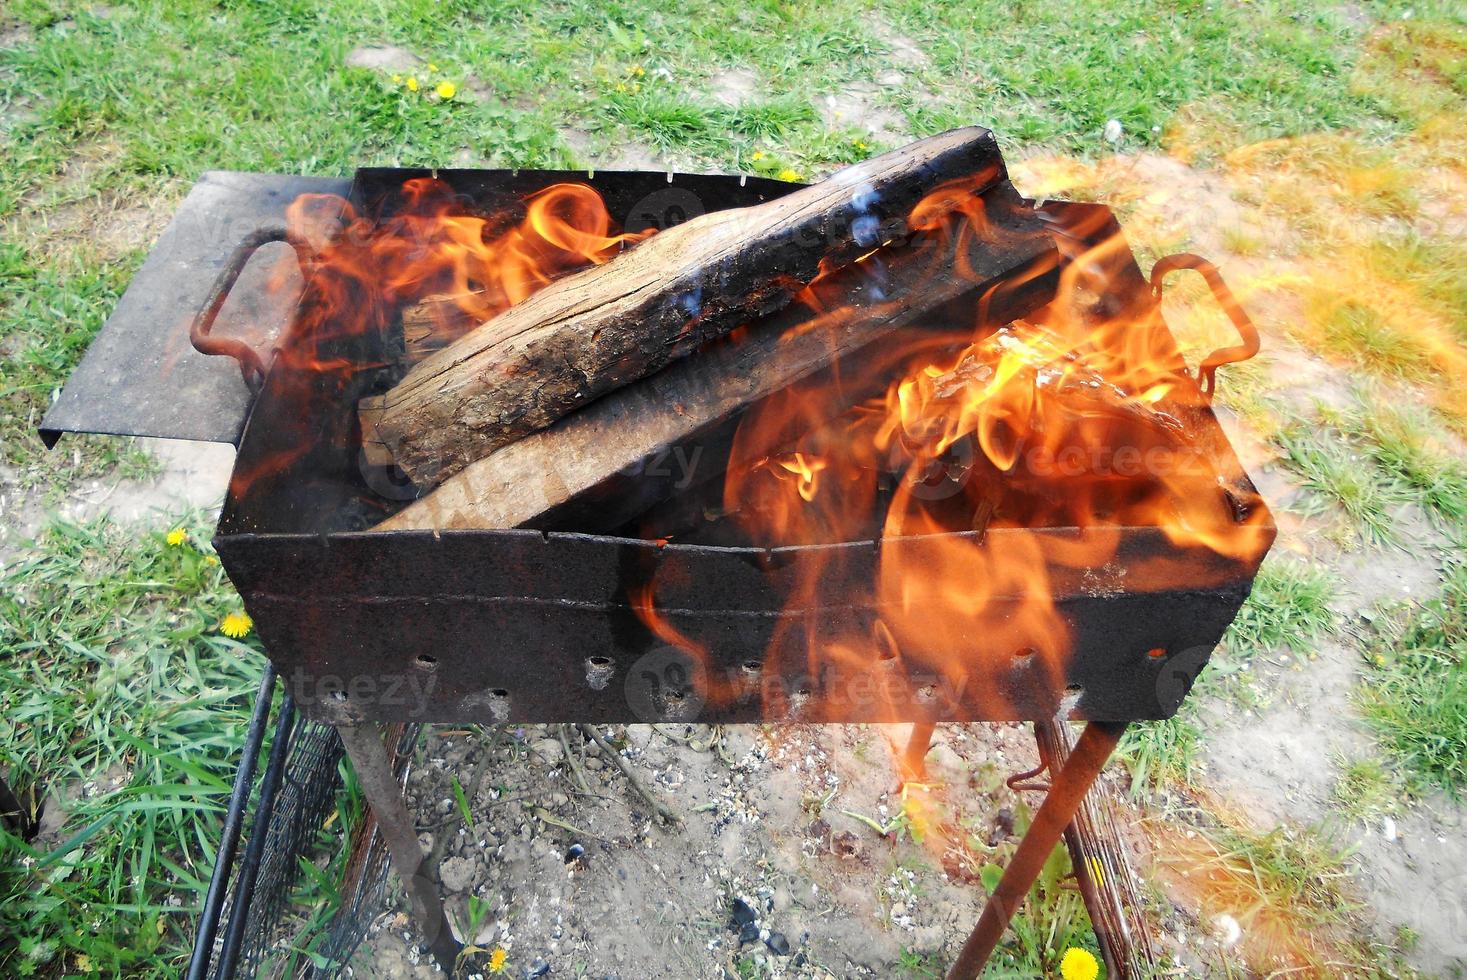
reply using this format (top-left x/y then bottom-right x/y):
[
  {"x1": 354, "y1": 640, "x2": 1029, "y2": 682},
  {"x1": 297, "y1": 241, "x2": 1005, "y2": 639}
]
[
  {"x1": 1118, "y1": 710, "x2": 1203, "y2": 796},
  {"x1": 1160, "y1": 812, "x2": 1418, "y2": 976},
  {"x1": 1312, "y1": 296, "x2": 1437, "y2": 379},
  {"x1": 1332, "y1": 396, "x2": 1467, "y2": 527},
  {"x1": 886, "y1": 0, "x2": 1393, "y2": 155},
  {"x1": 1271, "y1": 394, "x2": 1467, "y2": 544},
  {"x1": 1356, "y1": 561, "x2": 1467, "y2": 798},
  {"x1": 1202, "y1": 821, "x2": 1360, "y2": 934},
  {"x1": 1, "y1": 0, "x2": 1463, "y2": 488},
  {"x1": 0, "y1": 517, "x2": 265, "y2": 977},
  {"x1": 1274, "y1": 420, "x2": 1404, "y2": 545},
  {"x1": 1225, "y1": 555, "x2": 1336, "y2": 655},
  {"x1": 1331, "y1": 756, "x2": 1404, "y2": 824},
  {"x1": 0, "y1": 242, "x2": 154, "y2": 492}
]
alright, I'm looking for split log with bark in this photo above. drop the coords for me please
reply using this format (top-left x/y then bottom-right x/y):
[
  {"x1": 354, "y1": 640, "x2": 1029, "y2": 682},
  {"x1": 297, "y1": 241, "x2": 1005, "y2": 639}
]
[
  {"x1": 374, "y1": 181, "x2": 1059, "y2": 532},
  {"x1": 370, "y1": 127, "x2": 1014, "y2": 486}
]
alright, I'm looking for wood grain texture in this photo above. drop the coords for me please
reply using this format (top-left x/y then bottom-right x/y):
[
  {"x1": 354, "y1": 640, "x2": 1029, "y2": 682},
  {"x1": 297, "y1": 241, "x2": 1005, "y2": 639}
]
[
  {"x1": 373, "y1": 127, "x2": 1007, "y2": 486},
  {"x1": 375, "y1": 180, "x2": 1057, "y2": 532}
]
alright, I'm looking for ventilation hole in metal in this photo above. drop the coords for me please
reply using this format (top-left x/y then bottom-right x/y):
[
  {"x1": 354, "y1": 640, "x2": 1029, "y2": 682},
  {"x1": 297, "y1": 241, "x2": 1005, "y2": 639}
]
[
  {"x1": 741, "y1": 660, "x2": 763, "y2": 674},
  {"x1": 415, "y1": 654, "x2": 438, "y2": 670},
  {"x1": 585, "y1": 657, "x2": 614, "y2": 691},
  {"x1": 1014, "y1": 647, "x2": 1037, "y2": 659},
  {"x1": 487, "y1": 688, "x2": 511, "y2": 721},
  {"x1": 915, "y1": 684, "x2": 937, "y2": 703}
]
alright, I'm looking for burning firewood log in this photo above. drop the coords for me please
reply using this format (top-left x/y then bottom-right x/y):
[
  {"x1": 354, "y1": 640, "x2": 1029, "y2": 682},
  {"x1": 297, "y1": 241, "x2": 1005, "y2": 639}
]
[
  {"x1": 371, "y1": 127, "x2": 1014, "y2": 487},
  {"x1": 374, "y1": 182, "x2": 1058, "y2": 533}
]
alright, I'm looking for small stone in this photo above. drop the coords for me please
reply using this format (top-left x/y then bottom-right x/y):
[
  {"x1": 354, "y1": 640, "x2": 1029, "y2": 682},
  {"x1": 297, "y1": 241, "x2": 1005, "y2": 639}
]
[
  {"x1": 877, "y1": 69, "x2": 905, "y2": 86},
  {"x1": 765, "y1": 932, "x2": 792, "y2": 956},
  {"x1": 772, "y1": 886, "x2": 792, "y2": 912},
  {"x1": 532, "y1": 737, "x2": 565, "y2": 765},
  {"x1": 928, "y1": 743, "x2": 964, "y2": 774},
  {"x1": 912, "y1": 924, "x2": 944, "y2": 955},
  {"x1": 1382, "y1": 816, "x2": 1397, "y2": 842},
  {"x1": 738, "y1": 921, "x2": 760, "y2": 946},
  {"x1": 891, "y1": 902, "x2": 908, "y2": 919},
  {"x1": 1212, "y1": 912, "x2": 1242, "y2": 947},
  {"x1": 524, "y1": 957, "x2": 551, "y2": 978},
  {"x1": 565, "y1": 843, "x2": 586, "y2": 864},
  {"x1": 439, "y1": 856, "x2": 475, "y2": 893},
  {"x1": 1103, "y1": 118, "x2": 1123, "y2": 143},
  {"x1": 345, "y1": 45, "x2": 421, "y2": 74}
]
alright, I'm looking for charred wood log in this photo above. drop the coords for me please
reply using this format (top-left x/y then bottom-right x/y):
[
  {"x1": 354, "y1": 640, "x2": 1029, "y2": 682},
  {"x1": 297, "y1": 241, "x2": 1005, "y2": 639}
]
[
  {"x1": 372, "y1": 127, "x2": 1012, "y2": 486},
  {"x1": 374, "y1": 182, "x2": 1058, "y2": 532}
]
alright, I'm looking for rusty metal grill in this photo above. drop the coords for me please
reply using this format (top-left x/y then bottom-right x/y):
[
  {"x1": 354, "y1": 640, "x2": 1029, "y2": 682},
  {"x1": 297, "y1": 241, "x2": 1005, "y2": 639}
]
[{"x1": 43, "y1": 156, "x2": 1274, "y2": 980}]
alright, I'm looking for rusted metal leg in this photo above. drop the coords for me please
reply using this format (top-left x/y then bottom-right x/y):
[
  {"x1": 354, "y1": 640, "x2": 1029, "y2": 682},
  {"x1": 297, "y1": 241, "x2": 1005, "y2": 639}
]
[
  {"x1": 336, "y1": 723, "x2": 460, "y2": 974},
  {"x1": 1035, "y1": 719, "x2": 1157, "y2": 979},
  {"x1": 946, "y1": 721, "x2": 1127, "y2": 980},
  {"x1": 902, "y1": 721, "x2": 937, "y2": 780}
]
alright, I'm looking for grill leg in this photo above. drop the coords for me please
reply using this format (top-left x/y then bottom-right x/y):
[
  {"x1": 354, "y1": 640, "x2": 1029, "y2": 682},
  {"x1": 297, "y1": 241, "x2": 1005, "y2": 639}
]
[
  {"x1": 336, "y1": 723, "x2": 460, "y2": 974},
  {"x1": 902, "y1": 721, "x2": 937, "y2": 780},
  {"x1": 945, "y1": 720, "x2": 1127, "y2": 980}
]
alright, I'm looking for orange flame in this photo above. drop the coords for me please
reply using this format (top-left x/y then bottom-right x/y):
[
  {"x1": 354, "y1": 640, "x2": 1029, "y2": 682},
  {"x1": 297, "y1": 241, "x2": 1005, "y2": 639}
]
[
  {"x1": 635, "y1": 179, "x2": 1271, "y2": 732},
  {"x1": 226, "y1": 179, "x2": 652, "y2": 502}
]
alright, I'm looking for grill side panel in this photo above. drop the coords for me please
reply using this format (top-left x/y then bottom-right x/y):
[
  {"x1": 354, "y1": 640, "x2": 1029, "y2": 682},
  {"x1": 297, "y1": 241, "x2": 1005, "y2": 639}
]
[{"x1": 217, "y1": 529, "x2": 1262, "y2": 725}]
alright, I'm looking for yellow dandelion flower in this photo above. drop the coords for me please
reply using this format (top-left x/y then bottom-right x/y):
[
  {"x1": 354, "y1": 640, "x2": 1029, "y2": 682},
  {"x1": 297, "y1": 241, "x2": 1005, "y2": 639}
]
[
  {"x1": 1060, "y1": 947, "x2": 1099, "y2": 980},
  {"x1": 220, "y1": 612, "x2": 253, "y2": 639},
  {"x1": 390, "y1": 73, "x2": 402, "y2": 84},
  {"x1": 776, "y1": 168, "x2": 801, "y2": 182},
  {"x1": 166, "y1": 527, "x2": 187, "y2": 547},
  {"x1": 614, "y1": 81, "x2": 627, "y2": 93},
  {"x1": 205, "y1": 555, "x2": 220, "y2": 566},
  {"x1": 488, "y1": 946, "x2": 508, "y2": 973},
  {"x1": 406, "y1": 75, "x2": 418, "y2": 92},
  {"x1": 854, "y1": 140, "x2": 868, "y2": 152},
  {"x1": 630, "y1": 64, "x2": 645, "y2": 77},
  {"x1": 427, "y1": 62, "x2": 439, "y2": 73},
  {"x1": 751, "y1": 150, "x2": 766, "y2": 161},
  {"x1": 436, "y1": 80, "x2": 457, "y2": 100},
  {"x1": 76, "y1": 954, "x2": 93, "y2": 972}
]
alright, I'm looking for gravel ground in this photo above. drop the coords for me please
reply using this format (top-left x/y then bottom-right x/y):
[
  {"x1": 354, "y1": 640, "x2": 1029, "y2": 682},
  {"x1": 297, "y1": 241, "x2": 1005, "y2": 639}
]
[{"x1": 354, "y1": 721, "x2": 1087, "y2": 979}]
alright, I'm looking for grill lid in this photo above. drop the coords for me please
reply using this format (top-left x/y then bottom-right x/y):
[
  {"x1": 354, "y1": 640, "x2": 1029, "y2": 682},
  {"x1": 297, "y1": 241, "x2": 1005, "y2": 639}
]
[{"x1": 39, "y1": 171, "x2": 351, "y2": 448}]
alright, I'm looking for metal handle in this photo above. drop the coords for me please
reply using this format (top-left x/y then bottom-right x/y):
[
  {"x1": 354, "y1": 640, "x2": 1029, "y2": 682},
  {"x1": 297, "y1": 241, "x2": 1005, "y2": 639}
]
[
  {"x1": 189, "y1": 227, "x2": 313, "y2": 394},
  {"x1": 1150, "y1": 253, "x2": 1259, "y2": 403}
]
